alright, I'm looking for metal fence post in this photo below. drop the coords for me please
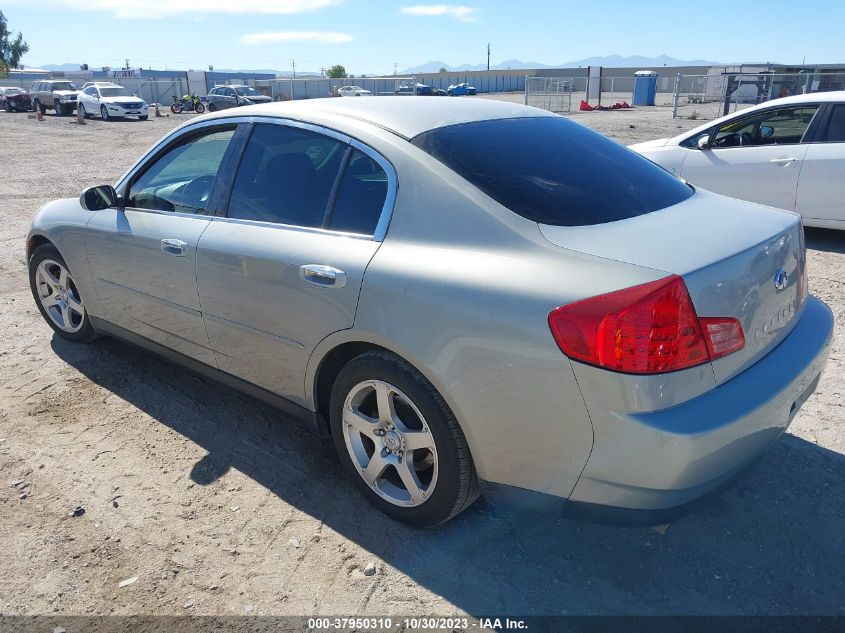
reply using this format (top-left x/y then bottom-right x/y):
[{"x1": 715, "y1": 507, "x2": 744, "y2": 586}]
[{"x1": 672, "y1": 73, "x2": 681, "y2": 119}]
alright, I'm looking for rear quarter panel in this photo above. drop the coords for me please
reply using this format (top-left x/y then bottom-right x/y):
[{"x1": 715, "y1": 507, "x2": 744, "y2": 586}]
[{"x1": 315, "y1": 136, "x2": 672, "y2": 499}]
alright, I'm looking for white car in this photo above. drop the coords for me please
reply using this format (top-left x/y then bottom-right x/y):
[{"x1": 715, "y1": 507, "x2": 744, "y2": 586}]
[
  {"x1": 77, "y1": 82, "x2": 148, "y2": 121},
  {"x1": 337, "y1": 85, "x2": 372, "y2": 97},
  {"x1": 631, "y1": 92, "x2": 845, "y2": 230}
]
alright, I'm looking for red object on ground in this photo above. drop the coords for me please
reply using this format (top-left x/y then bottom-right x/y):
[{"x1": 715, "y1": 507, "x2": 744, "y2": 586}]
[{"x1": 580, "y1": 100, "x2": 632, "y2": 111}]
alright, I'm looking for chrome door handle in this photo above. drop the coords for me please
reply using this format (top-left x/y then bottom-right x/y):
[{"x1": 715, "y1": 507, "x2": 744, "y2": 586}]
[
  {"x1": 299, "y1": 264, "x2": 347, "y2": 288},
  {"x1": 770, "y1": 157, "x2": 798, "y2": 165},
  {"x1": 161, "y1": 238, "x2": 188, "y2": 256}
]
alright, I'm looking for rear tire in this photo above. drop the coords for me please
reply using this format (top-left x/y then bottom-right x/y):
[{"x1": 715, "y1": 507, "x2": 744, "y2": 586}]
[
  {"x1": 35, "y1": 100, "x2": 46, "y2": 115},
  {"x1": 330, "y1": 350, "x2": 479, "y2": 527},
  {"x1": 4, "y1": 101, "x2": 10, "y2": 113},
  {"x1": 207, "y1": 102, "x2": 216, "y2": 112},
  {"x1": 171, "y1": 103, "x2": 182, "y2": 114},
  {"x1": 79, "y1": 103, "x2": 87, "y2": 119},
  {"x1": 28, "y1": 244, "x2": 97, "y2": 343}
]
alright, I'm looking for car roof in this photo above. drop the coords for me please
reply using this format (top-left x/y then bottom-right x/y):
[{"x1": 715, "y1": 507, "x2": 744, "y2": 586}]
[
  {"x1": 202, "y1": 96, "x2": 555, "y2": 139},
  {"x1": 676, "y1": 90, "x2": 845, "y2": 141}
]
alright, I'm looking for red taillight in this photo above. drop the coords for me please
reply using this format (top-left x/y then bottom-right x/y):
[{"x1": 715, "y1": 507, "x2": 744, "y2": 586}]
[{"x1": 548, "y1": 275, "x2": 744, "y2": 374}]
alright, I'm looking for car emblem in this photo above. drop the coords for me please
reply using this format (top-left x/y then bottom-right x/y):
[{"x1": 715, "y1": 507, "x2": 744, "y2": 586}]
[{"x1": 774, "y1": 269, "x2": 789, "y2": 291}]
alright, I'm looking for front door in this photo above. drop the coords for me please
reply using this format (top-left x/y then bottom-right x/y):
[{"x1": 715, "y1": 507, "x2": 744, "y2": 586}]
[
  {"x1": 196, "y1": 122, "x2": 394, "y2": 404},
  {"x1": 86, "y1": 125, "x2": 238, "y2": 366},
  {"x1": 681, "y1": 104, "x2": 819, "y2": 212}
]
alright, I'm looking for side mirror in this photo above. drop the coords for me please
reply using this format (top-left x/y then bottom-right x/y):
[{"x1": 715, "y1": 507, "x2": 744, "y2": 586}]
[
  {"x1": 697, "y1": 136, "x2": 711, "y2": 150},
  {"x1": 80, "y1": 185, "x2": 117, "y2": 211},
  {"x1": 760, "y1": 125, "x2": 774, "y2": 139}
]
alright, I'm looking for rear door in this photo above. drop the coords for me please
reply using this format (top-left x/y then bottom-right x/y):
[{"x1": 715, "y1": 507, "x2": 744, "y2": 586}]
[
  {"x1": 196, "y1": 120, "x2": 394, "y2": 404},
  {"x1": 86, "y1": 124, "x2": 239, "y2": 366},
  {"x1": 795, "y1": 102, "x2": 845, "y2": 226},
  {"x1": 680, "y1": 104, "x2": 820, "y2": 211}
]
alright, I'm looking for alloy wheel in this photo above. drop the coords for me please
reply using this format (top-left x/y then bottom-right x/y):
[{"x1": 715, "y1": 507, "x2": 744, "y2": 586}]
[
  {"x1": 34, "y1": 259, "x2": 85, "y2": 333},
  {"x1": 342, "y1": 380, "x2": 438, "y2": 507}
]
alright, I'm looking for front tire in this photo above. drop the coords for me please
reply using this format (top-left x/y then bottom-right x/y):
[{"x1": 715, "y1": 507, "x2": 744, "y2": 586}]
[
  {"x1": 4, "y1": 101, "x2": 10, "y2": 113},
  {"x1": 330, "y1": 351, "x2": 479, "y2": 527},
  {"x1": 28, "y1": 244, "x2": 97, "y2": 343},
  {"x1": 54, "y1": 102, "x2": 64, "y2": 116},
  {"x1": 194, "y1": 102, "x2": 205, "y2": 114},
  {"x1": 100, "y1": 105, "x2": 109, "y2": 121},
  {"x1": 138, "y1": 115, "x2": 148, "y2": 121}
]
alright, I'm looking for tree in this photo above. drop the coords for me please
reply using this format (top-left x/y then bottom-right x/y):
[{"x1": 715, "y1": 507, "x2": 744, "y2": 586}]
[
  {"x1": 326, "y1": 65, "x2": 347, "y2": 79},
  {"x1": 439, "y1": 67, "x2": 447, "y2": 73},
  {"x1": 0, "y1": 11, "x2": 29, "y2": 78}
]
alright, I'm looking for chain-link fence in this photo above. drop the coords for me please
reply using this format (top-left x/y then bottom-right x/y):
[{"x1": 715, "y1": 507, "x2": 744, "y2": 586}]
[
  {"x1": 524, "y1": 77, "x2": 573, "y2": 112},
  {"x1": 255, "y1": 76, "x2": 418, "y2": 101},
  {"x1": 672, "y1": 72, "x2": 845, "y2": 120}
]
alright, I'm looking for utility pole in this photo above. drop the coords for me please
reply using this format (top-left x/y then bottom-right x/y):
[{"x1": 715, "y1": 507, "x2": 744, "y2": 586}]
[
  {"x1": 394, "y1": 62, "x2": 398, "y2": 76},
  {"x1": 291, "y1": 59, "x2": 297, "y2": 79},
  {"x1": 487, "y1": 43, "x2": 490, "y2": 71},
  {"x1": 124, "y1": 58, "x2": 130, "y2": 70}
]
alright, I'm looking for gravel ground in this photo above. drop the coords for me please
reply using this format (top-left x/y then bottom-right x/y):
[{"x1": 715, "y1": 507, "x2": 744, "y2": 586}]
[{"x1": 0, "y1": 103, "x2": 843, "y2": 619}]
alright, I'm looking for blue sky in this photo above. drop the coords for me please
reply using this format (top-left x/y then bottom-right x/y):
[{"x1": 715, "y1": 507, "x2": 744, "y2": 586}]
[{"x1": 5, "y1": 0, "x2": 843, "y2": 74}]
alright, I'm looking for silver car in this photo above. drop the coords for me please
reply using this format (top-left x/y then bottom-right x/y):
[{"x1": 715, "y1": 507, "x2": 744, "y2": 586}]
[
  {"x1": 27, "y1": 98, "x2": 833, "y2": 527},
  {"x1": 206, "y1": 85, "x2": 272, "y2": 112}
]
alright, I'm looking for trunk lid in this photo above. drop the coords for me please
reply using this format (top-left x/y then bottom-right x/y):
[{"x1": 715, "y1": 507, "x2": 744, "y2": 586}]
[{"x1": 538, "y1": 190, "x2": 806, "y2": 384}]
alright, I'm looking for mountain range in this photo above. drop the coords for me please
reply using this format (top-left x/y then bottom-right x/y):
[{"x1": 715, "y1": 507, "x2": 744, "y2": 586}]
[{"x1": 401, "y1": 55, "x2": 722, "y2": 74}]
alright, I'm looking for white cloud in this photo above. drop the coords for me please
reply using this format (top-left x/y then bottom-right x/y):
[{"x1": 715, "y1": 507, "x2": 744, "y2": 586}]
[
  {"x1": 240, "y1": 31, "x2": 354, "y2": 45},
  {"x1": 400, "y1": 4, "x2": 478, "y2": 21},
  {"x1": 39, "y1": 0, "x2": 343, "y2": 19}
]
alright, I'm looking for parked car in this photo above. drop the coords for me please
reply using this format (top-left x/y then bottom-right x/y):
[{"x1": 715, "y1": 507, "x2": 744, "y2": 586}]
[
  {"x1": 338, "y1": 85, "x2": 372, "y2": 97},
  {"x1": 631, "y1": 92, "x2": 845, "y2": 230},
  {"x1": 30, "y1": 79, "x2": 80, "y2": 116},
  {"x1": 27, "y1": 98, "x2": 832, "y2": 527},
  {"x1": 447, "y1": 83, "x2": 477, "y2": 96},
  {"x1": 0, "y1": 86, "x2": 31, "y2": 112},
  {"x1": 206, "y1": 85, "x2": 272, "y2": 112},
  {"x1": 77, "y1": 83, "x2": 148, "y2": 121},
  {"x1": 396, "y1": 82, "x2": 433, "y2": 96}
]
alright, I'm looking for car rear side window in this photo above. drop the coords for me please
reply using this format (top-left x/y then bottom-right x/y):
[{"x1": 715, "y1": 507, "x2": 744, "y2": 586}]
[
  {"x1": 820, "y1": 104, "x2": 845, "y2": 142},
  {"x1": 411, "y1": 117, "x2": 693, "y2": 226},
  {"x1": 327, "y1": 149, "x2": 389, "y2": 235},
  {"x1": 227, "y1": 123, "x2": 347, "y2": 227}
]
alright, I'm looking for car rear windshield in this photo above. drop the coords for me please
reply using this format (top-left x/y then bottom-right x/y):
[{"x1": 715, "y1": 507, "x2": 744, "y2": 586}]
[{"x1": 411, "y1": 117, "x2": 694, "y2": 226}]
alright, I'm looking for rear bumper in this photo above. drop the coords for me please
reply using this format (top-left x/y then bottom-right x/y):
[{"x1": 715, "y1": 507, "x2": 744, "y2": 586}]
[{"x1": 483, "y1": 296, "x2": 833, "y2": 525}]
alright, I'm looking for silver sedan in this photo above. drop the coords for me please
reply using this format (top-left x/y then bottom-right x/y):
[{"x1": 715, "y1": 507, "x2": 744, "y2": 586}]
[{"x1": 27, "y1": 98, "x2": 833, "y2": 527}]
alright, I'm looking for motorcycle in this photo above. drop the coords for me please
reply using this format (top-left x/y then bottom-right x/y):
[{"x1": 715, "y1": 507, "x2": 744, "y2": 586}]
[{"x1": 170, "y1": 93, "x2": 205, "y2": 114}]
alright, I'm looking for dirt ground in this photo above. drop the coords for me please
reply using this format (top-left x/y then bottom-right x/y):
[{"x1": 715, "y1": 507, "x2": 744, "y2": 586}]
[{"x1": 0, "y1": 100, "x2": 843, "y2": 620}]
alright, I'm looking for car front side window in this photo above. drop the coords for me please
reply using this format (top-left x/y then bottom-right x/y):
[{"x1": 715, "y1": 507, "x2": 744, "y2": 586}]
[
  {"x1": 711, "y1": 106, "x2": 819, "y2": 148},
  {"x1": 126, "y1": 127, "x2": 236, "y2": 215}
]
